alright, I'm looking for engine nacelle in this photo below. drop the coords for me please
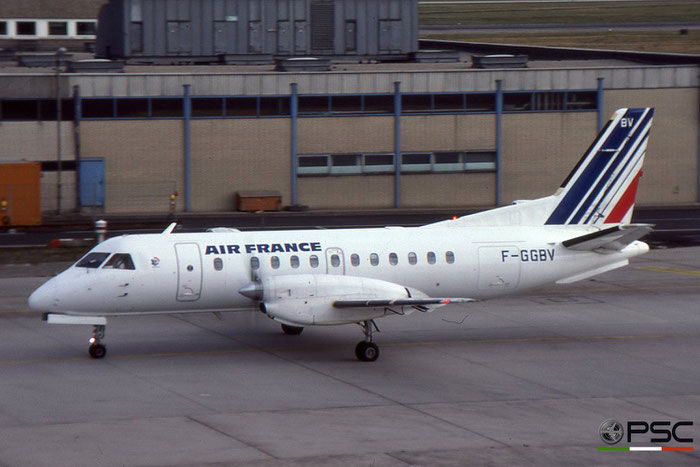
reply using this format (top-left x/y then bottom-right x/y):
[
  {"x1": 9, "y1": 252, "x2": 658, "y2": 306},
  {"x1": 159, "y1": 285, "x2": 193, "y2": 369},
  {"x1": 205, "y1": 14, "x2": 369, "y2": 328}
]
[{"x1": 257, "y1": 274, "x2": 419, "y2": 326}]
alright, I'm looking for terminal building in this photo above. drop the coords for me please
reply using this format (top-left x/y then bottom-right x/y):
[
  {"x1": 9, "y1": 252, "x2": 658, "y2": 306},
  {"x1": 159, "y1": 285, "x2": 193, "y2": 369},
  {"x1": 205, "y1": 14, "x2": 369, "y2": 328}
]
[{"x1": 0, "y1": 1, "x2": 698, "y2": 218}]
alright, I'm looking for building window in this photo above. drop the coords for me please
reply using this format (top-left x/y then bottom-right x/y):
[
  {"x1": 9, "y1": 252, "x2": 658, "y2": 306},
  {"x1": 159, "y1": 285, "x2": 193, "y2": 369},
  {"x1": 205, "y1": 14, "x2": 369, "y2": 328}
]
[
  {"x1": 310, "y1": 255, "x2": 319, "y2": 268},
  {"x1": 370, "y1": 253, "x2": 379, "y2": 266},
  {"x1": 76, "y1": 21, "x2": 97, "y2": 36},
  {"x1": 151, "y1": 98, "x2": 182, "y2": 118},
  {"x1": 250, "y1": 257, "x2": 260, "y2": 270},
  {"x1": 364, "y1": 94, "x2": 393, "y2": 114},
  {"x1": 446, "y1": 251, "x2": 455, "y2": 264},
  {"x1": 466, "y1": 93, "x2": 496, "y2": 112},
  {"x1": 402, "y1": 153, "x2": 431, "y2": 173},
  {"x1": 434, "y1": 94, "x2": 465, "y2": 112},
  {"x1": 48, "y1": 22, "x2": 68, "y2": 36},
  {"x1": 0, "y1": 22, "x2": 7, "y2": 36},
  {"x1": 566, "y1": 92, "x2": 597, "y2": 110},
  {"x1": 299, "y1": 96, "x2": 329, "y2": 115},
  {"x1": 83, "y1": 99, "x2": 114, "y2": 118},
  {"x1": 1, "y1": 100, "x2": 39, "y2": 120},
  {"x1": 226, "y1": 97, "x2": 258, "y2": 116},
  {"x1": 363, "y1": 154, "x2": 393, "y2": 174},
  {"x1": 259, "y1": 97, "x2": 290, "y2": 116},
  {"x1": 271, "y1": 256, "x2": 280, "y2": 269},
  {"x1": 213, "y1": 258, "x2": 224, "y2": 271},
  {"x1": 402, "y1": 94, "x2": 432, "y2": 113},
  {"x1": 408, "y1": 252, "x2": 417, "y2": 265},
  {"x1": 192, "y1": 98, "x2": 224, "y2": 117},
  {"x1": 330, "y1": 154, "x2": 361, "y2": 175},
  {"x1": 427, "y1": 251, "x2": 436, "y2": 265},
  {"x1": 298, "y1": 155, "x2": 329, "y2": 175},
  {"x1": 330, "y1": 95, "x2": 362, "y2": 114},
  {"x1": 290, "y1": 255, "x2": 300, "y2": 268},
  {"x1": 389, "y1": 253, "x2": 398, "y2": 265},
  {"x1": 16, "y1": 22, "x2": 36, "y2": 36},
  {"x1": 350, "y1": 254, "x2": 360, "y2": 266},
  {"x1": 116, "y1": 98, "x2": 149, "y2": 118}
]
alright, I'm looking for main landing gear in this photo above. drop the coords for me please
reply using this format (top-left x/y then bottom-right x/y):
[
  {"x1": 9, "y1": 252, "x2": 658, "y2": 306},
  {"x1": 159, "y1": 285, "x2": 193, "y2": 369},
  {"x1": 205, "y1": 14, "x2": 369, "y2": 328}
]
[
  {"x1": 355, "y1": 320, "x2": 380, "y2": 362},
  {"x1": 89, "y1": 324, "x2": 107, "y2": 359}
]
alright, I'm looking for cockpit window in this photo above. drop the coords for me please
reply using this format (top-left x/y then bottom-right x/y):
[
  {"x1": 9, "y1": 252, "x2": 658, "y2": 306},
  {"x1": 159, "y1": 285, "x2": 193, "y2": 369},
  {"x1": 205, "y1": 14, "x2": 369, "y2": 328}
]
[
  {"x1": 102, "y1": 253, "x2": 135, "y2": 270},
  {"x1": 75, "y1": 252, "x2": 110, "y2": 268}
]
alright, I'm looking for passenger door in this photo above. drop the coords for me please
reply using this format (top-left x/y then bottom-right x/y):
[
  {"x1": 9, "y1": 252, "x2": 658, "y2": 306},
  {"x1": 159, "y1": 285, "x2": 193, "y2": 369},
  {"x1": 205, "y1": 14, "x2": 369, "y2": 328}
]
[
  {"x1": 175, "y1": 243, "x2": 202, "y2": 301},
  {"x1": 325, "y1": 247, "x2": 345, "y2": 275}
]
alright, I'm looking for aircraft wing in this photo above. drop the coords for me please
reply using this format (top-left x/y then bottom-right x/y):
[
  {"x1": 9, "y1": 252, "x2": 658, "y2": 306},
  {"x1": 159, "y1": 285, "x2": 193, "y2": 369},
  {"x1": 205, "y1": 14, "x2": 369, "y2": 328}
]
[
  {"x1": 333, "y1": 297, "x2": 474, "y2": 312},
  {"x1": 562, "y1": 224, "x2": 653, "y2": 253}
]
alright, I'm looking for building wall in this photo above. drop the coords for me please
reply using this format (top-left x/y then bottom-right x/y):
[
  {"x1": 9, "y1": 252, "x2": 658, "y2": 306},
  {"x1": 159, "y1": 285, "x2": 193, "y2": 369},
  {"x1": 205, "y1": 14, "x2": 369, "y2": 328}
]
[
  {"x1": 81, "y1": 120, "x2": 183, "y2": 212},
  {"x1": 298, "y1": 175, "x2": 394, "y2": 208},
  {"x1": 401, "y1": 114, "x2": 495, "y2": 151},
  {"x1": 500, "y1": 112, "x2": 596, "y2": 203},
  {"x1": 604, "y1": 88, "x2": 699, "y2": 204},
  {"x1": 0, "y1": 121, "x2": 77, "y2": 212},
  {"x1": 401, "y1": 172, "x2": 495, "y2": 208},
  {"x1": 298, "y1": 116, "x2": 394, "y2": 153},
  {"x1": 190, "y1": 119, "x2": 291, "y2": 210}
]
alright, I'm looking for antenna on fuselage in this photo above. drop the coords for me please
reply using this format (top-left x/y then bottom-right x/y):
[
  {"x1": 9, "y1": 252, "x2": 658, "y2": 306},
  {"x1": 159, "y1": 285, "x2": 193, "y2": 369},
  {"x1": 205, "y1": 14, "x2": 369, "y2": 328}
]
[{"x1": 162, "y1": 222, "x2": 177, "y2": 235}]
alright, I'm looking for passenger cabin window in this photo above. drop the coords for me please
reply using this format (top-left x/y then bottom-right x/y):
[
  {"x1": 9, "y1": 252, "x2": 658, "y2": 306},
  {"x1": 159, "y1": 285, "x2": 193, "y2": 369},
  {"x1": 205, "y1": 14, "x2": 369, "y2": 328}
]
[
  {"x1": 250, "y1": 257, "x2": 260, "y2": 270},
  {"x1": 427, "y1": 251, "x2": 436, "y2": 265},
  {"x1": 271, "y1": 256, "x2": 280, "y2": 269},
  {"x1": 408, "y1": 252, "x2": 417, "y2": 265},
  {"x1": 370, "y1": 253, "x2": 379, "y2": 266},
  {"x1": 389, "y1": 253, "x2": 398, "y2": 265},
  {"x1": 310, "y1": 255, "x2": 319, "y2": 268},
  {"x1": 103, "y1": 253, "x2": 135, "y2": 270},
  {"x1": 351, "y1": 253, "x2": 360, "y2": 266},
  {"x1": 290, "y1": 255, "x2": 300, "y2": 268},
  {"x1": 213, "y1": 258, "x2": 223, "y2": 271},
  {"x1": 75, "y1": 252, "x2": 110, "y2": 268},
  {"x1": 330, "y1": 254, "x2": 340, "y2": 267},
  {"x1": 446, "y1": 251, "x2": 455, "y2": 264}
]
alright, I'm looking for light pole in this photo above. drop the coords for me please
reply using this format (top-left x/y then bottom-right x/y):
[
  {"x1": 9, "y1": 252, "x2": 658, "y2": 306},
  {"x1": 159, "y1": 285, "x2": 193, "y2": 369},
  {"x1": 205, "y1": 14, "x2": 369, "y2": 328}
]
[{"x1": 55, "y1": 47, "x2": 66, "y2": 214}]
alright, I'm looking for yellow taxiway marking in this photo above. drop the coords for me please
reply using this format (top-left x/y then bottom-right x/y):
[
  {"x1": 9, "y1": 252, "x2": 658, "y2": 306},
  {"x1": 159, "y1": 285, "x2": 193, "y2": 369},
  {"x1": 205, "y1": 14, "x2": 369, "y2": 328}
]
[
  {"x1": 1, "y1": 332, "x2": 699, "y2": 366},
  {"x1": 637, "y1": 266, "x2": 700, "y2": 277}
]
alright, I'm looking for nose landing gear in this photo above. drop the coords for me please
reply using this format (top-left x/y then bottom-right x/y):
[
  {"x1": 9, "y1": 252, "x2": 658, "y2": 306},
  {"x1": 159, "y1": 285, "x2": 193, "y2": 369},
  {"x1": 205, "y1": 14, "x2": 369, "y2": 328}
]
[{"x1": 88, "y1": 324, "x2": 107, "y2": 359}]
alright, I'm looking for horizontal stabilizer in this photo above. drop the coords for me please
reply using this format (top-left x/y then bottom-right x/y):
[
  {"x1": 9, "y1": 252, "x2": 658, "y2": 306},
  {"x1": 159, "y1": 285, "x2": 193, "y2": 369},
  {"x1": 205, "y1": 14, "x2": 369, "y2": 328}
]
[
  {"x1": 333, "y1": 297, "x2": 474, "y2": 310},
  {"x1": 562, "y1": 224, "x2": 653, "y2": 252}
]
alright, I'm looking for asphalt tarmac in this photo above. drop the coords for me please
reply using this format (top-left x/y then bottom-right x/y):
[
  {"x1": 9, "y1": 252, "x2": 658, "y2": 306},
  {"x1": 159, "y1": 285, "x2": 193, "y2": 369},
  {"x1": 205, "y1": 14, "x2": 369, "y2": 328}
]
[{"x1": 0, "y1": 246, "x2": 699, "y2": 466}]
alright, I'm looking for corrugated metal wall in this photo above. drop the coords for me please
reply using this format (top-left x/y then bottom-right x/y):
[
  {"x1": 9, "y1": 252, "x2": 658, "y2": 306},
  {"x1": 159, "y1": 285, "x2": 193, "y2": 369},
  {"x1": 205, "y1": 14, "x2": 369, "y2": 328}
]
[
  {"x1": 2, "y1": 66, "x2": 694, "y2": 98},
  {"x1": 96, "y1": 0, "x2": 418, "y2": 60}
]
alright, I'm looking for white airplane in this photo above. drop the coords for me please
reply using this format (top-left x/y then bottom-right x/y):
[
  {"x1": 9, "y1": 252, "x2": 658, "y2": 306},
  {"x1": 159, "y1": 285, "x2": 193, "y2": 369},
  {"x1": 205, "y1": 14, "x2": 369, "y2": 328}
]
[{"x1": 30, "y1": 108, "x2": 654, "y2": 361}]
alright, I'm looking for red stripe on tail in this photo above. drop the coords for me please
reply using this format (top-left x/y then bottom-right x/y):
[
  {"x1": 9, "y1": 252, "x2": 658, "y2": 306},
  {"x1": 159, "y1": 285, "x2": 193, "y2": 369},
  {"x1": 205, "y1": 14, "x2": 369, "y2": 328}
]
[{"x1": 604, "y1": 171, "x2": 642, "y2": 224}]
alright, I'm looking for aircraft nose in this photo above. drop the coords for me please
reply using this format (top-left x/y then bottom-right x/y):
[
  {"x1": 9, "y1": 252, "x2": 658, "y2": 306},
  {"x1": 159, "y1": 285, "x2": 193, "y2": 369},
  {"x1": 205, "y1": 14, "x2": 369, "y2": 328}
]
[{"x1": 28, "y1": 281, "x2": 56, "y2": 312}]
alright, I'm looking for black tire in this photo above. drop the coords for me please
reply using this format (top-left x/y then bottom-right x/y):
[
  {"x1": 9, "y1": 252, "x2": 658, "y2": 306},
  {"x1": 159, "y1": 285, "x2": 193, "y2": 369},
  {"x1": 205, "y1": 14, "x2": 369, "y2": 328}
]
[
  {"x1": 281, "y1": 324, "x2": 304, "y2": 335},
  {"x1": 355, "y1": 341, "x2": 379, "y2": 362},
  {"x1": 89, "y1": 343, "x2": 107, "y2": 359}
]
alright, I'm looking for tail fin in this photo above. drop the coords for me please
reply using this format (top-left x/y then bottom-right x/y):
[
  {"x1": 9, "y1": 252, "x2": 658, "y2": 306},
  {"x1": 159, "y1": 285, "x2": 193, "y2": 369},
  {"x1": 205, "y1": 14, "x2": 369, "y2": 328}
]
[{"x1": 545, "y1": 108, "x2": 654, "y2": 226}]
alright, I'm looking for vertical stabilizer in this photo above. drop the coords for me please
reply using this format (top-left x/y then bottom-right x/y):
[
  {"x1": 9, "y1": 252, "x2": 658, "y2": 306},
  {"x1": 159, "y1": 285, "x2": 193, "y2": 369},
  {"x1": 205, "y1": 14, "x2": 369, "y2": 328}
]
[{"x1": 545, "y1": 108, "x2": 654, "y2": 226}]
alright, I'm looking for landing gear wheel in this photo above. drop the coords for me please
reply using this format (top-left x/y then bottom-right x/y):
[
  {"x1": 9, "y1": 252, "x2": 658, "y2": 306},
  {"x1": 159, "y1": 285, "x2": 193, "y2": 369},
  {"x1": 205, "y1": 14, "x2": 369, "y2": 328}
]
[
  {"x1": 281, "y1": 324, "x2": 304, "y2": 335},
  {"x1": 89, "y1": 343, "x2": 107, "y2": 359},
  {"x1": 88, "y1": 324, "x2": 107, "y2": 359},
  {"x1": 355, "y1": 341, "x2": 379, "y2": 362}
]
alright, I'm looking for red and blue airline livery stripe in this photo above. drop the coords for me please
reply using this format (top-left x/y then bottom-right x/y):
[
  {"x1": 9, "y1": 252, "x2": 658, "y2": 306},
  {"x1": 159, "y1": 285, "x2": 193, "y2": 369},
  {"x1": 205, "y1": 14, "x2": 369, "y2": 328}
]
[{"x1": 545, "y1": 108, "x2": 653, "y2": 225}]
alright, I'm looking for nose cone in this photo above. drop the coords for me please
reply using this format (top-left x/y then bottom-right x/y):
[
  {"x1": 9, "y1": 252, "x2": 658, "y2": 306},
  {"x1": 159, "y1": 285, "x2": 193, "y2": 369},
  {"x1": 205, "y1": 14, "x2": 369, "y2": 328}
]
[{"x1": 28, "y1": 280, "x2": 56, "y2": 312}]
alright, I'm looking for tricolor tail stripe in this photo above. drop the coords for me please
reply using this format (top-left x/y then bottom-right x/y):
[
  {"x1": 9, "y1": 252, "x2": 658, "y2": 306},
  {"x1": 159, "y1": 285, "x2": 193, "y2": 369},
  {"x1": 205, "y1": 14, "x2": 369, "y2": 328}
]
[{"x1": 545, "y1": 108, "x2": 654, "y2": 226}]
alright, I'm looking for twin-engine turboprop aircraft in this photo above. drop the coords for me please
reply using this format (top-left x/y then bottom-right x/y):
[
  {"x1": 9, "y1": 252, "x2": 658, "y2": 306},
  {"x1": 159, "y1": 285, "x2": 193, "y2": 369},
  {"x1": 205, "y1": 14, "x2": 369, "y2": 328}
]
[{"x1": 30, "y1": 108, "x2": 654, "y2": 361}]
